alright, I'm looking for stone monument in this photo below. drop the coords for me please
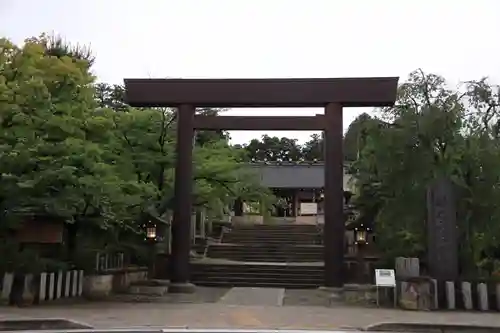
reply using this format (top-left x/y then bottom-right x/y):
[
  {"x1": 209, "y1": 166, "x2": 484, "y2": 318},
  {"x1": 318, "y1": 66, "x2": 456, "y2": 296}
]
[{"x1": 426, "y1": 177, "x2": 459, "y2": 280}]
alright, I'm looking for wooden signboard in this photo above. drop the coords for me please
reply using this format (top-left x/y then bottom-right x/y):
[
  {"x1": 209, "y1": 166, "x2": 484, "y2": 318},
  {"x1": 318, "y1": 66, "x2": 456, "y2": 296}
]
[{"x1": 16, "y1": 219, "x2": 64, "y2": 244}]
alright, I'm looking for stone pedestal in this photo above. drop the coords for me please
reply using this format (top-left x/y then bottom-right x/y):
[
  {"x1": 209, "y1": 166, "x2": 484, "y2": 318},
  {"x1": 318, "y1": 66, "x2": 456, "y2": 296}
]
[
  {"x1": 342, "y1": 284, "x2": 379, "y2": 306},
  {"x1": 318, "y1": 286, "x2": 344, "y2": 306},
  {"x1": 128, "y1": 279, "x2": 170, "y2": 296},
  {"x1": 0, "y1": 273, "x2": 13, "y2": 305},
  {"x1": 83, "y1": 268, "x2": 148, "y2": 300},
  {"x1": 399, "y1": 276, "x2": 436, "y2": 310},
  {"x1": 10, "y1": 274, "x2": 35, "y2": 306}
]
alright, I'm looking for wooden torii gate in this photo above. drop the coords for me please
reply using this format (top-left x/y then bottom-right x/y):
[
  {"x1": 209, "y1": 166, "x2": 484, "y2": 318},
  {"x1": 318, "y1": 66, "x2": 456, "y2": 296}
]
[{"x1": 124, "y1": 77, "x2": 398, "y2": 292}]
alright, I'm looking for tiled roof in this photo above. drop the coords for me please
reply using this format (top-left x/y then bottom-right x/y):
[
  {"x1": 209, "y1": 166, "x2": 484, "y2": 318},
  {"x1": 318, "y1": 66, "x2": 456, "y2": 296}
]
[{"x1": 246, "y1": 162, "x2": 353, "y2": 189}]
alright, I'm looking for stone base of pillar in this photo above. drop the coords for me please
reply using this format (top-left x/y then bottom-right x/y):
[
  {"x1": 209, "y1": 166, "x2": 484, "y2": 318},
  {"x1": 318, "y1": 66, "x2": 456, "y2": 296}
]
[
  {"x1": 168, "y1": 282, "x2": 196, "y2": 294},
  {"x1": 129, "y1": 279, "x2": 170, "y2": 296},
  {"x1": 318, "y1": 286, "x2": 344, "y2": 294},
  {"x1": 317, "y1": 286, "x2": 344, "y2": 305}
]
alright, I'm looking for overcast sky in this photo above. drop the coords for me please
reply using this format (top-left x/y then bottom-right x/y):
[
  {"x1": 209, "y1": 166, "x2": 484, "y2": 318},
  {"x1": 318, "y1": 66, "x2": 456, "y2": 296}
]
[{"x1": 2, "y1": 0, "x2": 499, "y2": 144}]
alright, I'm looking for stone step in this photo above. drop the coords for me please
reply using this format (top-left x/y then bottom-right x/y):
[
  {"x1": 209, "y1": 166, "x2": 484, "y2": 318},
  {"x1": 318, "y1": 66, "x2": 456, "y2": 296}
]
[
  {"x1": 221, "y1": 238, "x2": 320, "y2": 245},
  {"x1": 193, "y1": 270, "x2": 323, "y2": 278},
  {"x1": 227, "y1": 228, "x2": 319, "y2": 233},
  {"x1": 223, "y1": 232, "x2": 320, "y2": 238},
  {"x1": 207, "y1": 249, "x2": 322, "y2": 255},
  {"x1": 226, "y1": 227, "x2": 319, "y2": 232},
  {"x1": 231, "y1": 227, "x2": 318, "y2": 232},
  {"x1": 224, "y1": 235, "x2": 320, "y2": 240},
  {"x1": 191, "y1": 262, "x2": 323, "y2": 288},
  {"x1": 207, "y1": 245, "x2": 323, "y2": 262},
  {"x1": 192, "y1": 262, "x2": 323, "y2": 272},
  {"x1": 223, "y1": 234, "x2": 319, "y2": 239},
  {"x1": 191, "y1": 224, "x2": 326, "y2": 288},
  {"x1": 206, "y1": 254, "x2": 322, "y2": 263},
  {"x1": 216, "y1": 243, "x2": 324, "y2": 248},
  {"x1": 194, "y1": 280, "x2": 320, "y2": 289},
  {"x1": 208, "y1": 244, "x2": 324, "y2": 253},
  {"x1": 232, "y1": 223, "x2": 318, "y2": 228},
  {"x1": 231, "y1": 228, "x2": 319, "y2": 233},
  {"x1": 222, "y1": 238, "x2": 320, "y2": 244},
  {"x1": 193, "y1": 276, "x2": 322, "y2": 287}
]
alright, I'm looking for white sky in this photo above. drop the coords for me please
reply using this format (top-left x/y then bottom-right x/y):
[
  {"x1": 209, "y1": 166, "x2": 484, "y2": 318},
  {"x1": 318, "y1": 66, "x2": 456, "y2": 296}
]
[{"x1": 1, "y1": 0, "x2": 499, "y2": 144}]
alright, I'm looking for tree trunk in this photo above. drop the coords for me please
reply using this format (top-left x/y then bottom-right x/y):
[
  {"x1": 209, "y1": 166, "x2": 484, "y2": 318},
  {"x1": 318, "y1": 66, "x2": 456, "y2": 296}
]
[{"x1": 66, "y1": 222, "x2": 78, "y2": 264}]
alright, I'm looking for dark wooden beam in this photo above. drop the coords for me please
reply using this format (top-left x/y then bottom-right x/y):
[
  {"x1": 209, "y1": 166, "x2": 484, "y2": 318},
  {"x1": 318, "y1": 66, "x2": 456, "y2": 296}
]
[
  {"x1": 193, "y1": 115, "x2": 325, "y2": 130},
  {"x1": 169, "y1": 104, "x2": 195, "y2": 291},
  {"x1": 124, "y1": 77, "x2": 399, "y2": 108},
  {"x1": 324, "y1": 102, "x2": 345, "y2": 288}
]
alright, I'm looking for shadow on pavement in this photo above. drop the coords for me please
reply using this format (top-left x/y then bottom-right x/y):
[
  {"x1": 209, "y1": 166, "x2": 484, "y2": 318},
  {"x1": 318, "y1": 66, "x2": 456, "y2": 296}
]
[
  {"x1": 0, "y1": 319, "x2": 93, "y2": 331},
  {"x1": 367, "y1": 323, "x2": 500, "y2": 333}
]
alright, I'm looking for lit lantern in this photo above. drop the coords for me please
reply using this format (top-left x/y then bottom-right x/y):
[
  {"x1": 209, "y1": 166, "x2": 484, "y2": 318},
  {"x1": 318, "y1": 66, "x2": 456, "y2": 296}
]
[
  {"x1": 354, "y1": 224, "x2": 370, "y2": 245},
  {"x1": 146, "y1": 225, "x2": 157, "y2": 239},
  {"x1": 143, "y1": 221, "x2": 157, "y2": 241}
]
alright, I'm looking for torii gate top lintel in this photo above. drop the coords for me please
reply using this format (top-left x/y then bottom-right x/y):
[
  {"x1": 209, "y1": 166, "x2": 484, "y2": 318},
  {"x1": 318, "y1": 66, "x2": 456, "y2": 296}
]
[{"x1": 124, "y1": 77, "x2": 399, "y2": 108}]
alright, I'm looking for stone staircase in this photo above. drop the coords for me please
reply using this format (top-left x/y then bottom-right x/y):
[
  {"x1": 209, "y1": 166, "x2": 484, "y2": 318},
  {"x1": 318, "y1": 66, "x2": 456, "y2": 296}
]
[
  {"x1": 206, "y1": 244, "x2": 323, "y2": 262},
  {"x1": 221, "y1": 224, "x2": 322, "y2": 246},
  {"x1": 191, "y1": 262, "x2": 324, "y2": 288},
  {"x1": 191, "y1": 223, "x2": 325, "y2": 288}
]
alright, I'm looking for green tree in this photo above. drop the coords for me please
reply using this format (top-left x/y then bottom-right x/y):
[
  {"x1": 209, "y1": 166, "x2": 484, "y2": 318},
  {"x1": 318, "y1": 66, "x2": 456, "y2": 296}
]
[
  {"x1": 350, "y1": 69, "x2": 500, "y2": 275},
  {"x1": 95, "y1": 83, "x2": 127, "y2": 111},
  {"x1": 343, "y1": 113, "x2": 383, "y2": 162},
  {"x1": 111, "y1": 106, "x2": 274, "y2": 219},
  {"x1": 240, "y1": 135, "x2": 303, "y2": 161},
  {"x1": 0, "y1": 36, "x2": 153, "y2": 262},
  {"x1": 301, "y1": 133, "x2": 323, "y2": 161}
]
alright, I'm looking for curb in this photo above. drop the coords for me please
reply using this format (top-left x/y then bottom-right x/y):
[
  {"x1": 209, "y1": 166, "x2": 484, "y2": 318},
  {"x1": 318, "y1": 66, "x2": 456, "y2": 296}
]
[
  {"x1": 366, "y1": 323, "x2": 500, "y2": 333},
  {"x1": 0, "y1": 318, "x2": 93, "y2": 331}
]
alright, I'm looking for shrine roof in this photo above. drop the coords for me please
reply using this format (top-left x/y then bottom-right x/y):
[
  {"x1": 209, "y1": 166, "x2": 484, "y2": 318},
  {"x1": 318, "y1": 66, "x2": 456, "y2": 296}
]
[{"x1": 246, "y1": 162, "x2": 352, "y2": 189}]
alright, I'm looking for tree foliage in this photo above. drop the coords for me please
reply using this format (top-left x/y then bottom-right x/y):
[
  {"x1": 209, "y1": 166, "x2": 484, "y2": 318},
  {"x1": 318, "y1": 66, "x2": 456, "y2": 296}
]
[
  {"x1": 0, "y1": 35, "x2": 274, "y2": 266},
  {"x1": 238, "y1": 114, "x2": 376, "y2": 162},
  {"x1": 350, "y1": 69, "x2": 500, "y2": 275}
]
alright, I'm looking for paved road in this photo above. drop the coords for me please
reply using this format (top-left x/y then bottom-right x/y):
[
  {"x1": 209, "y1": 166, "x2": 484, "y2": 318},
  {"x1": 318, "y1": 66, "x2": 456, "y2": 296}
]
[
  {"x1": 219, "y1": 288, "x2": 285, "y2": 306},
  {"x1": 2, "y1": 302, "x2": 500, "y2": 330}
]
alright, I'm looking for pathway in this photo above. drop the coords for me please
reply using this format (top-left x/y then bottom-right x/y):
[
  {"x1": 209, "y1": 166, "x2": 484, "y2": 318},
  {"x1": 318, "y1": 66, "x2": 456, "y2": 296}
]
[
  {"x1": 218, "y1": 287, "x2": 285, "y2": 306},
  {"x1": 2, "y1": 287, "x2": 500, "y2": 330},
  {"x1": 2, "y1": 302, "x2": 500, "y2": 330}
]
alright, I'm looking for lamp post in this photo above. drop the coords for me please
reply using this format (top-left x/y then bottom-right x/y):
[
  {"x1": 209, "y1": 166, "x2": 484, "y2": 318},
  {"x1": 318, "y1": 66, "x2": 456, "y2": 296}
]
[
  {"x1": 354, "y1": 223, "x2": 371, "y2": 283},
  {"x1": 144, "y1": 221, "x2": 157, "y2": 279}
]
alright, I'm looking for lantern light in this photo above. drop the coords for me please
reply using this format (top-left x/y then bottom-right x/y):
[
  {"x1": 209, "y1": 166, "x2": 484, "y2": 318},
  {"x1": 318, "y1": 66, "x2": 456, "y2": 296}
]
[
  {"x1": 146, "y1": 226, "x2": 156, "y2": 239},
  {"x1": 354, "y1": 224, "x2": 371, "y2": 245},
  {"x1": 143, "y1": 221, "x2": 157, "y2": 241}
]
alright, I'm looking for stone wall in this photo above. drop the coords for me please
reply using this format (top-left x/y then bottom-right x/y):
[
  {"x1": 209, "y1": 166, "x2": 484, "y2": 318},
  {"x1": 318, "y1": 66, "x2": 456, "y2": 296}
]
[{"x1": 82, "y1": 267, "x2": 147, "y2": 300}]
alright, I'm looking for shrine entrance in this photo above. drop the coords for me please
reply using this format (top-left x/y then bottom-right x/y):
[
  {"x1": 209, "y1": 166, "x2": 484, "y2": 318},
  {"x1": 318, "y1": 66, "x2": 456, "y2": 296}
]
[{"x1": 124, "y1": 77, "x2": 398, "y2": 290}]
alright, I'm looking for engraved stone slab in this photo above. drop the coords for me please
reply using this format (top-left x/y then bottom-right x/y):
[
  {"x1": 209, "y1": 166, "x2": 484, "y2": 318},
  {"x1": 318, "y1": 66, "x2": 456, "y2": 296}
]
[
  {"x1": 395, "y1": 257, "x2": 419, "y2": 278},
  {"x1": 426, "y1": 178, "x2": 458, "y2": 280},
  {"x1": 398, "y1": 277, "x2": 435, "y2": 310}
]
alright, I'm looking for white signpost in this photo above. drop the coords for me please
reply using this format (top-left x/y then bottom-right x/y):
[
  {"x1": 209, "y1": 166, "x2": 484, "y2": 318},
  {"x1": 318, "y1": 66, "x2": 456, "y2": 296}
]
[
  {"x1": 300, "y1": 202, "x2": 317, "y2": 215},
  {"x1": 375, "y1": 269, "x2": 397, "y2": 307}
]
